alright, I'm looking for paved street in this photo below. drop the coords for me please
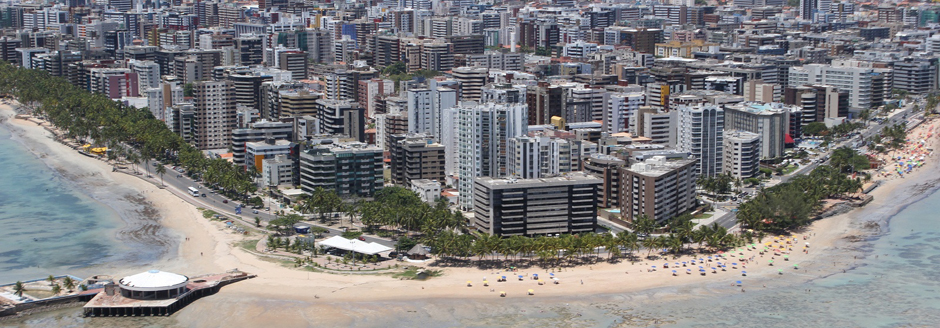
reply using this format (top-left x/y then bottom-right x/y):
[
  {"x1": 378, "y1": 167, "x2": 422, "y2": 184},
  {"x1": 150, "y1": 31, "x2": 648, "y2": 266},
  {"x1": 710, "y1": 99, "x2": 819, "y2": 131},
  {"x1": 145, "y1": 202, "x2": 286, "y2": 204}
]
[{"x1": 143, "y1": 160, "x2": 395, "y2": 248}]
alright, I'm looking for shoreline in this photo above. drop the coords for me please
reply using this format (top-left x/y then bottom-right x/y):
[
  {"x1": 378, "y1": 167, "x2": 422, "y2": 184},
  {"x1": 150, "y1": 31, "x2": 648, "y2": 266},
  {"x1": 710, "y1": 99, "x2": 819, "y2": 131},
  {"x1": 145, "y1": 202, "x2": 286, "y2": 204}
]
[{"x1": 2, "y1": 100, "x2": 940, "y2": 325}]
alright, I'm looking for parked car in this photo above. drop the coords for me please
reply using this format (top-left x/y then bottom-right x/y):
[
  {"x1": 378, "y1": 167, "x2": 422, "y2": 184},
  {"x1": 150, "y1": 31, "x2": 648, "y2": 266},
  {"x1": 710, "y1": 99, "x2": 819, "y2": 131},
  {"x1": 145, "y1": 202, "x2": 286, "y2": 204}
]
[
  {"x1": 222, "y1": 199, "x2": 228, "y2": 204},
  {"x1": 357, "y1": 236, "x2": 366, "y2": 241},
  {"x1": 201, "y1": 193, "x2": 206, "y2": 197}
]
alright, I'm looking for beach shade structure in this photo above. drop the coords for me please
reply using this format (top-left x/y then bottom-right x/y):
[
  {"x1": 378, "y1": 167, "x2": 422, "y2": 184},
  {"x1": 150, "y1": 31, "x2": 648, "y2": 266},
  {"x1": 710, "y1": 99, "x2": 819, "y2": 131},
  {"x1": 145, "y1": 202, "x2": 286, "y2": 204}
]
[
  {"x1": 700, "y1": 269, "x2": 706, "y2": 276},
  {"x1": 742, "y1": 271, "x2": 747, "y2": 276},
  {"x1": 686, "y1": 269, "x2": 692, "y2": 275},
  {"x1": 698, "y1": 266, "x2": 704, "y2": 270},
  {"x1": 467, "y1": 281, "x2": 472, "y2": 287},
  {"x1": 518, "y1": 275, "x2": 524, "y2": 281},
  {"x1": 663, "y1": 263, "x2": 669, "y2": 268},
  {"x1": 736, "y1": 281, "x2": 742, "y2": 286},
  {"x1": 533, "y1": 274, "x2": 539, "y2": 280},
  {"x1": 769, "y1": 260, "x2": 774, "y2": 266},
  {"x1": 500, "y1": 291, "x2": 506, "y2": 297},
  {"x1": 794, "y1": 264, "x2": 799, "y2": 270},
  {"x1": 784, "y1": 255, "x2": 789, "y2": 261},
  {"x1": 682, "y1": 262, "x2": 688, "y2": 267},
  {"x1": 721, "y1": 265, "x2": 727, "y2": 271},
  {"x1": 552, "y1": 277, "x2": 559, "y2": 284},
  {"x1": 708, "y1": 256, "x2": 713, "y2": 261},
  {"x1": 778, "y1": 269, "x2": 783, "y2": 275},
  {"x1": 538, "y1": 279, "x2": 544, "y2": 285},
  {"x1": 483, "y1": 280, "x2": 489, "y2": 286},
  {"x1": 805, "y1": 243, "x2": 810, "y2": 248},
  {"x1": 528, "y1": 289, "x2": 534, "y2": 296},
  {"x1": 549, "y1": 273, "x2": 555, "y2": 277},
  {"x1": 501, "y1": 276, "x2": 507, "y2": 282},
  {"x1": 732, "y1": 263, "x2": 738, "y2": 268},
  {"x1": 672, "y1": 270, "x2": 677, "y2": 276},
  {"x1": 651, "y1": 266, "x2": 656, "y2": 271},
  {"x1": 711, "y1": 267, "x2": 717, "y2": 273}
]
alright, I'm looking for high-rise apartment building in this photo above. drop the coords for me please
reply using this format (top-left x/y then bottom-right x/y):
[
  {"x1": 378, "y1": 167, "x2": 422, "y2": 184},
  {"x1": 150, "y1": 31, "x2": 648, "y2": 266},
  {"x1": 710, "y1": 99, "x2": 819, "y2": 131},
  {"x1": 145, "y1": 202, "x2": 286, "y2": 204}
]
[
  {"x1": 472, "y1": 173, "x2": 601, "y2": 236},
  {"x1": 677, "y1": 104, "x2": 724, "y2": 177},
  {"x1": 193, "y1": 80, "x2": 237, "y2": 150},
  {"x1": 723, "y1": 131, "x2": 761, "y2": 180},
  {"x1": 298, "y1": 141, "x2": 384, "y2": 196},
  {"x1": 619, "y1": 156, "x2": 697, "y2": 223},
  {"x1": 456, "y1": 101, "x2": 528, "y2": 210}
]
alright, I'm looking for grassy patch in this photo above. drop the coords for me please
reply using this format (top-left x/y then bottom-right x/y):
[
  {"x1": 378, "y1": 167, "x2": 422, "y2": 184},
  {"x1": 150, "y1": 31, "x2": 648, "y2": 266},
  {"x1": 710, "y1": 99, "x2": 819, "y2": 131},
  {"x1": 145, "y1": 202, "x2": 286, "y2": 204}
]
[
  {"x1": 202, "y1": 209, "x2": 220, "y2": 219},
  {"x1": 782, "y1": 165, "x2": 799, "y2": 175},
  {"x1": 695, "y1": 213, "x2": 714, "y2": 220},
  {"x1": 392, "y1": 267, "x2": 443, "y2": 280},
  {"x1": 238, "y1": 239, "x2": 259, "y2": 251}
]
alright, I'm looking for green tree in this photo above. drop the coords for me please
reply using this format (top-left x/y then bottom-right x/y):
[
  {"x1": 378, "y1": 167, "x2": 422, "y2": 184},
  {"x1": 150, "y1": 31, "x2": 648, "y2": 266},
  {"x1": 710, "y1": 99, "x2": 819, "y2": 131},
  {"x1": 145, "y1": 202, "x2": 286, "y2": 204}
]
[
  {"x1": 183, "y1": 83, "x2": 194, "y2": 97},
  {"x1": 12, "y1": 281, "x2": 25, "y2": 297},
  {"x1": 62, "y1": 276, "x2": 75, "y2": 291},
  {"x1": 155, "y1": 164, "x2": 166, "y2": 186},
  {"x1": 46, "y1": 275, "x2": 55, "y2": 286},
  {"x1": 803, "y1": 122, "x2": 829, "y2": 136},
  {"x1": 51, "y1": 283, "x2": 61, "y2": 295}
]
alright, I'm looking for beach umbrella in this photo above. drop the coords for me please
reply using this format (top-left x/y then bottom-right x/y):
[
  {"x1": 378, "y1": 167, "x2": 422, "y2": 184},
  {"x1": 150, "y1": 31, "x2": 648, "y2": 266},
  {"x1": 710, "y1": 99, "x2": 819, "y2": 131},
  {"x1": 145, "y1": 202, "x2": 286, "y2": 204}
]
[
  {"x1": 467, "y1": 281, "x2": 472, "y2": 287},
  {"x1": 778, "y1": 269, "x2": 783, "y2": 275},
  {"x1": 528, "y1": 289, "x2": 534, "y2": 295},
  {"x1": 549, "y1": 273, "x2": 554, "y2": 277},
  {"x1": 682, "y1": 262, "x2": 687, "y2": 266},
  {"x1": 672, "y1": 270, "x2": 677, "y2": 276},
  {"x1": 502, "y1": 276, "x2": 507, "y2": 281},
  {"x1": 518, "y1": 275, "x2": 524, "y2": 281},
  {"x1": 500, "y1": 291, "x2": 506, "y2": 297},
  {"x1": 742, "y1": 271, "x2": 747, "y2": 276}
]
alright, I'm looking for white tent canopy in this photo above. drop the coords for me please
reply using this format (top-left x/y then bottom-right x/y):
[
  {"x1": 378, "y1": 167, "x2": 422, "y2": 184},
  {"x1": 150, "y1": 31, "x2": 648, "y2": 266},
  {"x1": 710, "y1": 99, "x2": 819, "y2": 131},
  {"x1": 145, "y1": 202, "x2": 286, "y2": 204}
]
[{"x1": 319, "y1": 236, "x2": 392, "y2": 255}]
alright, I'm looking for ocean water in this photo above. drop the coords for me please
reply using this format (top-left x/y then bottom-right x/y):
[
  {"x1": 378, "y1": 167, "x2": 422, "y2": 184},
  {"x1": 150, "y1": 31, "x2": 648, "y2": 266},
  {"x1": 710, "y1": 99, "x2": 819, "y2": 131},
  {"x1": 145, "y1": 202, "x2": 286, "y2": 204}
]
[{"x1": 0, "y1": 123, "x2": 130, "y2": 283}]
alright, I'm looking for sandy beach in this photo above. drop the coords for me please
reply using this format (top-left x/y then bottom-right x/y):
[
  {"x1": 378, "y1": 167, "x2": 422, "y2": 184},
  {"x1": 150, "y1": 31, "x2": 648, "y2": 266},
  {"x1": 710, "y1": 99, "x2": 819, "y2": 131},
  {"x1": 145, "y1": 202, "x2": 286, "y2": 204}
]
[{"x1": 3, "y1": 99, "x2": 940, "y2": 327}]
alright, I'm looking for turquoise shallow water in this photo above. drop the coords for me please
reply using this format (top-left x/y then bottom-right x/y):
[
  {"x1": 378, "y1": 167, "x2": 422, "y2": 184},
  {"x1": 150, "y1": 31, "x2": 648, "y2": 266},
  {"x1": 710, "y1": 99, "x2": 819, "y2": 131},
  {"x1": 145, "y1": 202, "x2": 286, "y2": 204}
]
[{"x1": 0, "y1": 123, "x2": 129, "y2": 283}]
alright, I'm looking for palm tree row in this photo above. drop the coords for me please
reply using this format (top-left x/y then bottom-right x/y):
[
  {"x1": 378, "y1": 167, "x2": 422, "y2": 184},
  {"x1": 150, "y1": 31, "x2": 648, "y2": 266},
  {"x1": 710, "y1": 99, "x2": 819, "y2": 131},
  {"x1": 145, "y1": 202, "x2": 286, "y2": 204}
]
[
  {"x1": 425, "y1": 221, "x2": 754, "y2": 266},
  {"x1": 0, "y1": 62, "x2": 255, "y2": 199}
]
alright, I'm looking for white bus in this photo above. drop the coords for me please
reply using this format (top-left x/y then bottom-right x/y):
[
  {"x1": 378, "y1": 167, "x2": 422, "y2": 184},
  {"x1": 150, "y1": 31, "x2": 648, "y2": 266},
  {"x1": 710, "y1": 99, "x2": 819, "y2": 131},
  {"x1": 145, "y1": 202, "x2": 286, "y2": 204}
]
[{"x1": 188, "y1": 187, "x2": 200, "y2": 197}]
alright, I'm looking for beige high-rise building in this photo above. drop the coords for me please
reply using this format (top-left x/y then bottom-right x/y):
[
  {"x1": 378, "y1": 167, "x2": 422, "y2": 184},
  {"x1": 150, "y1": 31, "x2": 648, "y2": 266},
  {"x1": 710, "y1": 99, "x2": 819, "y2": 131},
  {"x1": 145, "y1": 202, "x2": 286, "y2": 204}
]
[
  {"x1": 618, "y1": 156, "x2": 696, "y2": 223},
  {"x1": 743, "y1": 79, "x2": 781, "y2": 103},
  {"x1": 193, "y1": 80, "x2": 236, "y2": 150}
]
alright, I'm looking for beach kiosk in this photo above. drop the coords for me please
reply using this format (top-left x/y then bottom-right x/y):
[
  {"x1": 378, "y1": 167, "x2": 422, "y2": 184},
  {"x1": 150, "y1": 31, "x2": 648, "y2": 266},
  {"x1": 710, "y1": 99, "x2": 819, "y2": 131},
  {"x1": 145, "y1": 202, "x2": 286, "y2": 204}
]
[
  {"x1": 118, "y1": 270, "x2": 189, "y2": 300},
  {"x1": 406, "y1": 244, "x2": 431, "y2": 260}
]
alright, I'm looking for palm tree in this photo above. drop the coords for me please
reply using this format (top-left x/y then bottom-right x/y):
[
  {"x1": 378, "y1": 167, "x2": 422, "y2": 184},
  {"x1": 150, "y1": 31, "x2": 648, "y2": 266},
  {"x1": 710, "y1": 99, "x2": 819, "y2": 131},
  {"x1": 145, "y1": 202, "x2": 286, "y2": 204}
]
[
  {"x1": 46, "y1": 275, "x2": 55, "y2": 286},
  {"x1": 155, "y1": 164, "x2": 166, "y2": 186},
  {"x1": 51, "y1": 284, "x2": 62, "y2": 295},
  {"x1": 643, "y1": 236, "x2": 657, "y2": 259},
  {"x1": 62, "y1": 276, "x2": 75, "y2": 291},
  {"x1": 12, "y1": 281, "x2": 25, "y2": 297}
]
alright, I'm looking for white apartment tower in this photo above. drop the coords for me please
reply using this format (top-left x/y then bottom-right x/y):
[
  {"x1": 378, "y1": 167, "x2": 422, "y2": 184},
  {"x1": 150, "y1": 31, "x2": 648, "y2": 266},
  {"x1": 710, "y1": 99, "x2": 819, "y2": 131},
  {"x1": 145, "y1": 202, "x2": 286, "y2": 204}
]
[
  {"x1": 677, "y1": 104, "x2": 724, "y2": 177},
  {"x1": 605, "y1": 92, "x2": 645, "y2": 133},
  {"x1": 456, "y1": 101, "x2": 528, "y2": 210}
]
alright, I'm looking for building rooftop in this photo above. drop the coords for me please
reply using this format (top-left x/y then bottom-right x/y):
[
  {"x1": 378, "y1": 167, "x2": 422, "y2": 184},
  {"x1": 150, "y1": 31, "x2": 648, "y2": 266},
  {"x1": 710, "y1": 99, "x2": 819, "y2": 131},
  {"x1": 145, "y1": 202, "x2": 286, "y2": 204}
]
[
  {"x1": 476, "y1": 172, "x2": 602, "y2": 189},
  {"x1": 119, "y1": 270, "x2": 188, "y2": 289},
  {"x1": 626, "y1": 156, "x2": 695, "y2": 177}
]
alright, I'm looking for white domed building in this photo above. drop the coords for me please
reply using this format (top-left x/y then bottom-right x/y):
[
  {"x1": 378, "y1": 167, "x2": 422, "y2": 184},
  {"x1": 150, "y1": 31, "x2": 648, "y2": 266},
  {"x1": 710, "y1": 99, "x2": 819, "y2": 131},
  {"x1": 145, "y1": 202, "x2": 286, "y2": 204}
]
[{"x1": 118, "y1": 270, "x2": 189, "y2": 300}]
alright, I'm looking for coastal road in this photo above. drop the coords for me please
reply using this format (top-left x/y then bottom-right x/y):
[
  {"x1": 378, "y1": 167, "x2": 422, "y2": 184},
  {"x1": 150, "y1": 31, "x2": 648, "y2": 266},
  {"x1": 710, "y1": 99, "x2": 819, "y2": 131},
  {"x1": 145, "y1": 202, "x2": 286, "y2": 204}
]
[{"x1": 140, "y1": 160, "x2": 396, "y2": 248}]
